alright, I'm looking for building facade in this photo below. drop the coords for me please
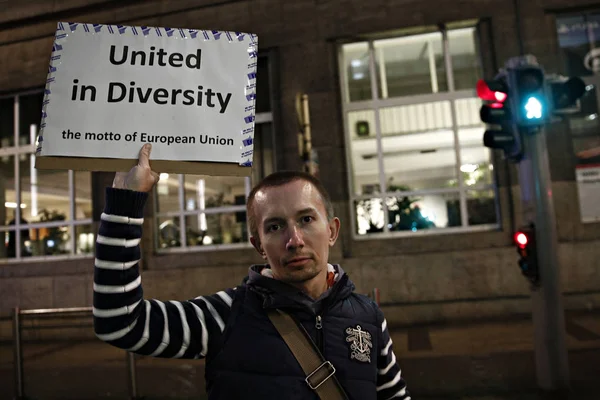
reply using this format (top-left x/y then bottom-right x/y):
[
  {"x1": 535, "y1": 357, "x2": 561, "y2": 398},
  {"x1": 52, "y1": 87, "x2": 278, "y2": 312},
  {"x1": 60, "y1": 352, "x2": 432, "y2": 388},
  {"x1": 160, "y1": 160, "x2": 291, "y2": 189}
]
[{"x1": 1, "y1": 0, "x2": 600, "y2": 332}]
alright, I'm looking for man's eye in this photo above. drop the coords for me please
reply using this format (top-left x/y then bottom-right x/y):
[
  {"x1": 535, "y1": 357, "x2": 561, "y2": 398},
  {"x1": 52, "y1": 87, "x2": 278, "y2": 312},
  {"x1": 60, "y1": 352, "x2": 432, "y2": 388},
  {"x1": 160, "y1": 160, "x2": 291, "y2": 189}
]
[
  {"x1": 268, "y1": 224, "x2": 281, "y2": 232},
  {"x1": 302, "y1": 216, "x2": 314, "y2": 223}
]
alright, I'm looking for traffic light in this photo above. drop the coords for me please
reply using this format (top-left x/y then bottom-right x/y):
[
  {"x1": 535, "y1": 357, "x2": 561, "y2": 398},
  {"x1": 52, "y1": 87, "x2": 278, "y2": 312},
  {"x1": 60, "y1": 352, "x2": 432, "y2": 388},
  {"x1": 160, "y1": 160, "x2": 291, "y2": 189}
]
[
  {"x1": 514, "y1": 224, "x2": 539, "y2": 287},
  {"x1": 507, "y1": 66, "x2": 547, "y2": 126},
  {"x1": 547, "y1": 76, "x2": 587, "y2": 114},
  {"x1": 477, "y1": 77, "x2": 522, "y2": 161}
]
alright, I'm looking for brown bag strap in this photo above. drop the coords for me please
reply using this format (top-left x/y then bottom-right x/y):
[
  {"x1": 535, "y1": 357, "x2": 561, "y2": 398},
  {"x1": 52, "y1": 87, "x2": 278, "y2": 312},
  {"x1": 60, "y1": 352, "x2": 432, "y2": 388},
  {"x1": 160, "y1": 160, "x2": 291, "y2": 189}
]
[{"x1": 267, "y1": 309, "x2": 348, "y2": 400}]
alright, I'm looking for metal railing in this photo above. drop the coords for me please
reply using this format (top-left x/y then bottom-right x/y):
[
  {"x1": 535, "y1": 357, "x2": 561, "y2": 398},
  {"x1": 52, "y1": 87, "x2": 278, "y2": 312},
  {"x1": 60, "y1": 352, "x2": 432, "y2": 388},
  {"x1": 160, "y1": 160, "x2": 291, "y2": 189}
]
[
  {"x1": 12, "y1": 306, "x2": 139, "y2": 400},
  {"x1": 11, "y1": 290, "x2": 381, "y2": 399}
]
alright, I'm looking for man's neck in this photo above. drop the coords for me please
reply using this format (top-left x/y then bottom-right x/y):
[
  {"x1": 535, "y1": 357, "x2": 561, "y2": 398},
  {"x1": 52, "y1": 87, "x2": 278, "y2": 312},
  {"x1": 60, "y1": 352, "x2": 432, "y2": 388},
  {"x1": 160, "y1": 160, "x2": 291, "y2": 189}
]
[{"x1": 296, "y1": 268, "x2": 329, "y2": 300}]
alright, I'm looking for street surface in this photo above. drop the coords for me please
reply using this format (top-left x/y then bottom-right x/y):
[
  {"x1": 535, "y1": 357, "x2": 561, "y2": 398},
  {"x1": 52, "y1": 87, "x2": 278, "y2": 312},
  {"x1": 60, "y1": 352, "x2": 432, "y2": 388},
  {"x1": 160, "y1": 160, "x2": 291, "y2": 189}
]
[{"x1": 0, "y1": 310, "x2": 598, "y2": 399}]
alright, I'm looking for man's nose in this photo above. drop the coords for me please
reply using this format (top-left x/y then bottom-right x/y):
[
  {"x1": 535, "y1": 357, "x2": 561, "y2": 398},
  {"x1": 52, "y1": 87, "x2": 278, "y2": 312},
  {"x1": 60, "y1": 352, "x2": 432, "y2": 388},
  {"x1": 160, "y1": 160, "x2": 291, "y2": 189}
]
[{"x1": 286, "y1": 225, "x2": 305, "y2": 250}]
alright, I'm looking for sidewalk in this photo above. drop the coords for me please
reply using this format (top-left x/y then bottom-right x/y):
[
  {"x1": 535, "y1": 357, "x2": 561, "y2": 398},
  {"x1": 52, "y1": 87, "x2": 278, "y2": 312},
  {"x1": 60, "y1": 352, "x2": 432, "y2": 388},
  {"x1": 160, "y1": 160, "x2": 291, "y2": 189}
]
[
  {"x1": 0, "y1": 311, "x2": 598, "y2": 400},
  {"x1": 390, "y1": 311, "x2": 600, "y2": 399}
]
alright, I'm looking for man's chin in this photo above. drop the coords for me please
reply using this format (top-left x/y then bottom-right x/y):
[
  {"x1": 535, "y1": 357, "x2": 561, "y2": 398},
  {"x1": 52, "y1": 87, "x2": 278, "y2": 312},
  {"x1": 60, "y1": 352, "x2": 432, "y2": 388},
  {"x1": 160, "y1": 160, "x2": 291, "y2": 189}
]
[{"x1": 279, "y1": 268, "x2": 320, "y2": 284}]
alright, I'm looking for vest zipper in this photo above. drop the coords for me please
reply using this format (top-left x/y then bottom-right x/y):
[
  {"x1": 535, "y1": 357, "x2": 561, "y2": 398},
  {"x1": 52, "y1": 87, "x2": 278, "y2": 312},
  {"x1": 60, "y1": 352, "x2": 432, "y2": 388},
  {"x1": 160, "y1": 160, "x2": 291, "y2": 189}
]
[{"x1": 315, "y1": 314, "x2": 323, "y2": 351}]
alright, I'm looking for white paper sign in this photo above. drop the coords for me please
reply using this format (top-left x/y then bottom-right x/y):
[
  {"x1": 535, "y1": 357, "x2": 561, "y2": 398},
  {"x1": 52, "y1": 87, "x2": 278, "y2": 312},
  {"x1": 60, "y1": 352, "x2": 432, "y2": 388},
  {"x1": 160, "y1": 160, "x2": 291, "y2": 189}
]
[
  {"x1": 576, "y1": 164, "x2": 600, "y2": 223},
  {"x1": 38, "y1": 22, "x2": 258, "y2": 166}
]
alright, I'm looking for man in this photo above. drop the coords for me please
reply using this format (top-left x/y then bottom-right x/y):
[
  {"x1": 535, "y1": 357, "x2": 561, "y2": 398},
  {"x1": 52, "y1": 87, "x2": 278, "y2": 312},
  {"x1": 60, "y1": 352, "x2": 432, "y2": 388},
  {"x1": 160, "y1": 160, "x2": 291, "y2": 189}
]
[{"x1": 94, "y1": 144, "x2": 410, "y2": 399}]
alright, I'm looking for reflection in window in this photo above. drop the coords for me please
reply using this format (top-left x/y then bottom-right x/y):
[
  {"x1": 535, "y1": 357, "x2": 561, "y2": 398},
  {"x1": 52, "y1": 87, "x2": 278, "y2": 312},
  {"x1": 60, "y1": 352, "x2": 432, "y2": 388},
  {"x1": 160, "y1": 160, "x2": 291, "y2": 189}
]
[
  {"x1": 556, "y1": 13, "x2": 600, "y2": 77},
  {"x1": 341, "y1": 24, "x2": 498, "y2": 236},
  {"x1": 184, "y1": 175, "x2": 247, "y2": 210},
  {"x1": 0, "y1": 91, "x2": 92, "y2": 260},
  {"x1": 375, "y1": 32, "x2": 446, "y2": 97},
  {"x1": 355, "y1": 198, "x2": 384, "y2": 234},
  {"x1": 75, "y1": 224, "x2": 94, "y2": 254},
  {"x1": 466, "y1": 190, "x2": 497, "y2": 226},
  {"x1": 0, "y1": 155, "x2": 16, "y2": 226},
  {"x1": 347, "y1": 110, "x2": 377, "y2": 195},
  {"x1": 20, "y1": 164, "x2": 69, "y2": 222},
  {"x1": 186, "y1": 213, "x2": 247, "y2": 246},
  {"x1": 157, "y1": 217, "x2": 182, "y2": 249},
  {"x1": 448, "y1": 28, "x2": 482, "y2": 90},
  {"x1": 388, "y1": 193, "x2": 461, "y2": 231},
  {"x1": 154, "y1": 54, "x2": 275, "y2": 252},
  {"x1": 155, "y1": 122, "x2": 274, "y2": 252},
  {"x1": 342, "y1": 42, "x2": 372, "y2": 102}
]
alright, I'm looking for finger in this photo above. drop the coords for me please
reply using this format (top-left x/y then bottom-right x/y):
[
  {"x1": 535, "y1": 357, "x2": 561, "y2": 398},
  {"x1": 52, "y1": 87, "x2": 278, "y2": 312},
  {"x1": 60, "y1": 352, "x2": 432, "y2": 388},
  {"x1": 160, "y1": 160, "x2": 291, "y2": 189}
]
[
  {"x1": 138, "y1": 143, "x2": 152, "y2": 168},
  {"x1": 150, "y1": 171, "x2": 160, "y2": 183}
]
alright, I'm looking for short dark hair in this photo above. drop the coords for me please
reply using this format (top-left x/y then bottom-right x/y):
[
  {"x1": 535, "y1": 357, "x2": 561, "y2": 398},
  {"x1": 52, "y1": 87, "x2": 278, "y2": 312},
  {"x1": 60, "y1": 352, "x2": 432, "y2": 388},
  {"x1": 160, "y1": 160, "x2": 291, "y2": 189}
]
[{"x1": 246, "y1": 171, "x2": 335, "y2": 242}]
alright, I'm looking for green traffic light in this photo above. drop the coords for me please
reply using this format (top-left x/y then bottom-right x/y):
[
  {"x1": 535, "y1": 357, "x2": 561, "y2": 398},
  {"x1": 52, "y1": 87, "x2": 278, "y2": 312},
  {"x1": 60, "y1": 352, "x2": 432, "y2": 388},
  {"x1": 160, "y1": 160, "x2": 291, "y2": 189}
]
[{"x1": 525, "y1": 96, "x2": 543, "y2": 119}]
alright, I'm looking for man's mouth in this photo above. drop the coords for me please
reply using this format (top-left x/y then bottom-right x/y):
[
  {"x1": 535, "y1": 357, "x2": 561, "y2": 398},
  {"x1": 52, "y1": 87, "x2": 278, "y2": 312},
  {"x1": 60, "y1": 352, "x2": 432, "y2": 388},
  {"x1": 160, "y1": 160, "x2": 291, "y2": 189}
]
[{"x1": 285, "y1": 257, "x2": 311, "y2": 266}]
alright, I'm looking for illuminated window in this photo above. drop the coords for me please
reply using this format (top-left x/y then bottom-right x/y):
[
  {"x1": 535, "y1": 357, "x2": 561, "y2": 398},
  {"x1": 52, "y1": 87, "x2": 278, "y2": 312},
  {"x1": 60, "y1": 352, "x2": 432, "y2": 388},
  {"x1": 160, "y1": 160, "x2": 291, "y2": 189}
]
[
  {"x1": 340, "y1": 24, "x2": 498, "y2": 236},
  {"x1": 154, "y1": 55, "x2": 275, "y2": 251},
  {"x1": 0, "y1": 91, "x2": 93, "y2": 260}
]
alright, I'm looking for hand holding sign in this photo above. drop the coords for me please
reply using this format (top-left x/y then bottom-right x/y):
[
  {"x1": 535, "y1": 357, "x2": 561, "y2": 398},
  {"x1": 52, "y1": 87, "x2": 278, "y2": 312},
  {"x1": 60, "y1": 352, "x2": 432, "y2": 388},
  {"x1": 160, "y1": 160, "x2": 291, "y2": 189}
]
[
  {"x1": 113, "y1": 143, "x2": 160, "y2": 192},
  {"x1": 36, "y1": 23, "x2": 258, "y2": 177}
]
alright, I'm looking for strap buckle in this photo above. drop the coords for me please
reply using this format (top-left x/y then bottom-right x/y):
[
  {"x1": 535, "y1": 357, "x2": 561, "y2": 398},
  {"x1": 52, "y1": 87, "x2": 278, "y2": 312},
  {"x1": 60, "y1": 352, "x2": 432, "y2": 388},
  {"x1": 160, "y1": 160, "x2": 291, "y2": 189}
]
[{"x1": 305, "y1": 361, "x2": 336, "y2": 390}]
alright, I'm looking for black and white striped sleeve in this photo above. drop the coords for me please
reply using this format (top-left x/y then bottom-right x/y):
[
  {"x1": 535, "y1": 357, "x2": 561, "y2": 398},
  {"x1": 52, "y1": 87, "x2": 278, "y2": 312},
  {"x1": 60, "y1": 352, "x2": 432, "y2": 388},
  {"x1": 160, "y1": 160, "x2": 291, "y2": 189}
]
[
  {"x1": 376, "y1": 308, "x2": 410, "y2": 400},
  {"x1": 93, "y1": 187, "x2": 235, "y2": 359}
]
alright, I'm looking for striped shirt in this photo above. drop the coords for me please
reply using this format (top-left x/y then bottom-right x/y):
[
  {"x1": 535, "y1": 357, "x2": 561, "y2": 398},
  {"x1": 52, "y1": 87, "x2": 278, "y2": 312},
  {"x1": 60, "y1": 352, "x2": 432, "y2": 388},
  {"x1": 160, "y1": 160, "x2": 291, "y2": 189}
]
[{"x1": 93, "y1": 188, "x2": 410, "y2": 399}]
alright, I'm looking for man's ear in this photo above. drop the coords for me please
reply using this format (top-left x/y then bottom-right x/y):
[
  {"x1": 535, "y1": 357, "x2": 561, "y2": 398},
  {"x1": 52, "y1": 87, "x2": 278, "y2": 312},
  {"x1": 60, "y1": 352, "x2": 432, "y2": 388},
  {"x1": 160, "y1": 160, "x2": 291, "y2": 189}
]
[
  {"x1": 328, "y1": 217, "x2": 341, "y2": 247},
  {"x1": 250, "y1": 236, "x2": 267, "y2": 259}
]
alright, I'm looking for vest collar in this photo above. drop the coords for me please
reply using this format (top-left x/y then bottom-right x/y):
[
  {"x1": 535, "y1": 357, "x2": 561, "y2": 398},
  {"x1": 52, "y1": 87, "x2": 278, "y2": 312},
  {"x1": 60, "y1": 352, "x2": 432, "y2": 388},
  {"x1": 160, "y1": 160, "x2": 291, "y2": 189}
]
[{"x1": 244, "y1": 264, "x2": 355, "y2": 313}]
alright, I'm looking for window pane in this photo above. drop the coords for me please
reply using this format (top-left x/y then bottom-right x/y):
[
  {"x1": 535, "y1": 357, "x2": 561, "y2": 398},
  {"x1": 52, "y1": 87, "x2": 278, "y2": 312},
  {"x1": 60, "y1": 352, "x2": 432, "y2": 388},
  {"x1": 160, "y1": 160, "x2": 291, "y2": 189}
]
[
  {"x1": 347, "y1": 110, "x2": 379, "y2": 195},
  {"x1": 566, "y1": 85, "x2": 600, "y2": 164},
  {"x1": 5, "y1": 225, "x2": 31, "y2": 258},
  {"x1": 355, "y1": 198, "x2": 384, "y2": 235},
  {"x1": 0, "y1": 97, "x2": 14, "y2": 148},
  {"x1": 75, "y1": 170, "x2": 92, "y2": 219},
  {"x1": 387, "y1": 193, "x2": 461, "y2": 231},
  {"x1": 18, "y1": 92, "x2": 44, "y2": 146},
  {"x1": 76, "y1": 224, "x2": 95, "y2": 254},
  {"x1": 185, "y1": 212, "x2": 247, "y2": 245},
  {"x1": 342, "y1": 42, "x2": 372, "y2": 102},
  {"x1": 380, "y1": 101, "x2": 457, "y2": 190},
  {"x1": 157, "y1": 217, "x2": 182, "y2": 249},
  {"x1": 428, "y1": 192, "x2": 463, "y2": 228},
  {"x1": 29, "y1": 222, "x2": 70, "y2": 255},
  {"x1": 457, "y1": 149, "x2": 493, "y2": 187},
  {"x1": 0, "y1": 155, "x2": 16, "y2": 225},
  {"x1": 456, "y1": 98, "x2": 493, "y2": 187},
  {"x1": 256, "y1": 56, "x2": 271, "y2": 113},
  {"x1": 21, "y1": 161, "x2": 69, "y2": 223},
  {"x1": 375, "y1": 32, "x2": 447, "y2": 98},
  {"x1": 467, "y1": 190, "x2": 497, "y2": 225},
  {"x1": 449, "y1": 28, "x2": 482, "y2": 90},
  {"x1": 1, "y1": 231, "x2": 12, "y2": 259},
  {"x1": 156, "y1": 173, "x2": 180, "y2": 213},
  {"x1": 183, "y1": 175, "x2": 246, "y2": 211},
  {"x1": 556, "y1": 14, "x2": 598, "y2": 76}
]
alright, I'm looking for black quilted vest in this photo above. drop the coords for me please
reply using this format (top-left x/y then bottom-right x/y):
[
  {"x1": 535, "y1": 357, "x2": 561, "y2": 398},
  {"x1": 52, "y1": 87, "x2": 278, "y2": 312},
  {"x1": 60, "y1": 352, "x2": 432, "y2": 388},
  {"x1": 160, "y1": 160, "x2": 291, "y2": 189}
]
[{"x1": 204, "y1": 268, "x2": 380, "y2": 400}]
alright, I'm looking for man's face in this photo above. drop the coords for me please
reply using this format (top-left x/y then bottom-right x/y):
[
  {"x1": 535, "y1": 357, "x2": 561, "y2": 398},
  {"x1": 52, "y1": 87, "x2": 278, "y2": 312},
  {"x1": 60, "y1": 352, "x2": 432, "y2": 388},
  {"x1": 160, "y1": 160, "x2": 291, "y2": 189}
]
[{"x1": 250, "y1": 180, "x2": 340, "y2": 284}]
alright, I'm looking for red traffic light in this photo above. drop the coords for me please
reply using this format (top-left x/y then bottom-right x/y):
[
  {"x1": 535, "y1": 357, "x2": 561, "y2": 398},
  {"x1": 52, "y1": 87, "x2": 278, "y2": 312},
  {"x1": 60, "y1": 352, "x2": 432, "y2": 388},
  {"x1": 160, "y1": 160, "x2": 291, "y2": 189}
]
[
  {"x1": 477, "y1": 79, "x2": 508, "y2": 102},
  {"x1": 514, "y1": 232, "x2": 528, "y2": 248}
]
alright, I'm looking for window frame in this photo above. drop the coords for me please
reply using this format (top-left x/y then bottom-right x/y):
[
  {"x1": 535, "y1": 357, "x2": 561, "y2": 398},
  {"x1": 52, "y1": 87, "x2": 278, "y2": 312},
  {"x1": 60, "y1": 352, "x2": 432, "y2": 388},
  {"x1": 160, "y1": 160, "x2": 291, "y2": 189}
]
[
  {"x1": 153, "y1": 52, "x2": 277, "y2": 253},
  {"x1": 338, "y1": 24, "x2": 501, "y2": 240},
  {"x1": 0, "y1": 89, "x2": 93, "y2": 263}
]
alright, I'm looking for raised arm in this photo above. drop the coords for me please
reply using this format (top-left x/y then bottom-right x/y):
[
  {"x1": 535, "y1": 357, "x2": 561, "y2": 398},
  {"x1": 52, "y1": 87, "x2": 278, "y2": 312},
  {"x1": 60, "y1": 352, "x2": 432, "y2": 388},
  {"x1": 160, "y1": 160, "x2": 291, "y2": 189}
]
[{"x1": 92, "y1": 144, "x2": 234, "y2": 359}]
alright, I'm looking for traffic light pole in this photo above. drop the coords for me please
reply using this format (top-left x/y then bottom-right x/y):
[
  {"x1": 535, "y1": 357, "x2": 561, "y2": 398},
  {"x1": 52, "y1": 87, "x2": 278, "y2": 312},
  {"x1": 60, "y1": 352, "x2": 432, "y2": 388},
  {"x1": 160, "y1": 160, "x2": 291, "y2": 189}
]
[{"x1": 518, "y1": 125, "x2": 570, "y2": 392}]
